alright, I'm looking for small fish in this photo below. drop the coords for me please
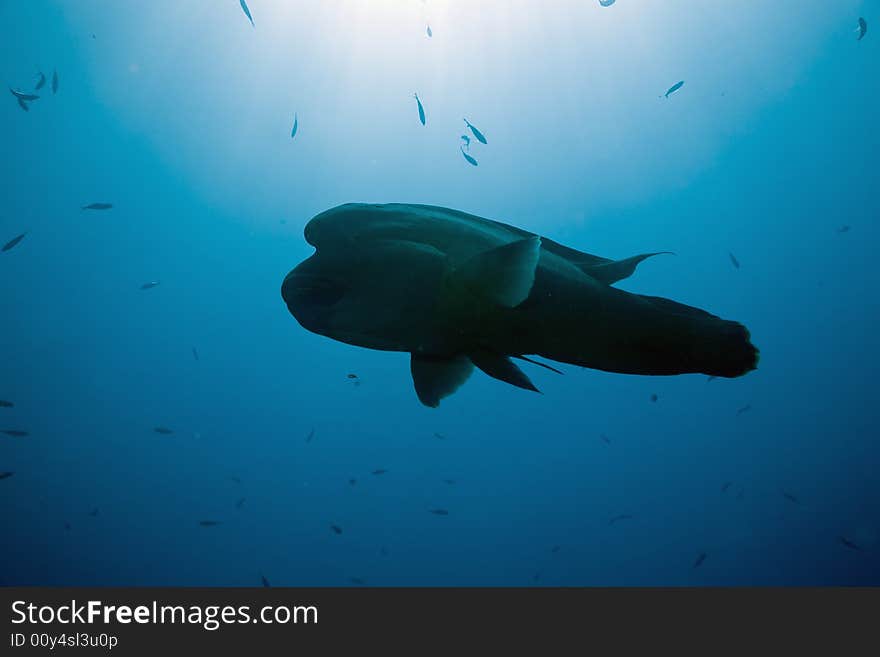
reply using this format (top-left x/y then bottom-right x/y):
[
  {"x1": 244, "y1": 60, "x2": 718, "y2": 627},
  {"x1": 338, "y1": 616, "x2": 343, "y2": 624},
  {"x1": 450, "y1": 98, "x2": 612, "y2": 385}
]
[
  {"x1": 88, "y1": 508, "x2": 99, "y2": 517},
  {"x1": 371, "y1": 469, "x2": 387, "y2": 475},
  {"x1": 261, "y1": 574, "x2": 271, "y2": 587},
  {"x1": 551, "y1": 545, "x2": 561, "y2": 553},
  {"x1": 64, "y1": 522, "x2": 72, "y2": 531},
  {"x1": 729, "y1": 252, "x2": 740, "y2": 269},
  {"x1": 235, "y1": 497, "x2": 246, "y2": 509},
  {"x1": 599, "y1": 0, "x2": 616, "y2": 6},
  {"x1": 838, "y1": 536, "x2": 863, "y2": 552},
  {"x1": 781, "y1": 490, "x2": 801, "y2": 506},
  {"x1": 348, "y1": 478, "x2": 357, "y2": 486},
  {"x1": 533, "y1": 572, "x2": 542, "y2": 582},
  {"x1": 349, "y1": 577, "x2": 366, "y2": 585},
  {"x1": 199, "y1": 520, "x2": 222, "y2": 527},
  {"x1": 0, "y1": 472, "x2": 13, "y2": 480},
  {"x1": 857, "y1": 17, "x2": 867, "y2": 41},
  {"x1": 442, "y1": 478, "x2": 456, "y2": 485},
  {"x1": 81, "y1": 203, "x2": 113, "y2": 210},
  {"x1": 306, "y1": 428, "x2": 315, "y2": 443},
  {"x1": 1, "y1": 430, "x2": 29, "y2": 437},
  {"x1": 2, "y1": 233, "x2": 27, "y2": 252},
  {"x1": 51, "y1": 70, "x2": 58, "y2": 94},
  {"x1": 9, "y1": 88, "x2": 39, "y2": 101},
  {"x1": 837, "y1": 225, "x2": 851, "y2": 234},
  {"x1": 461, "y1": 147, "x2": 478, "y2": 167},
  {"x1": 693, "y1": 552, "x2": 707, "y2": 568},
  {"x1": 460, "y1": 134, "x2": 471, "y2": 150},
  {"x1": 192, "y1": 347, "x2": 199, "y2": 361},
  {"x1": 347, "y1": 373, "x2": 358, "y2": 379},
  {"x1": 665, "y1": 80, "x2": 685, "y2": 98},
  {"x1": 0, "y1": 400, "x2": 13, "y2": 407},
  {"x1": 153, "y1": 427, "x2": 173, "y2": 435},
  {"x1": 140, "y1": 281, "x2": 160, "y2": 290},
  {"x1": 428, "y1": 508, "x2": 449, "y2": 516},
  {"x1": 463, "y1": 118, "x2": 487, "y2": 144},
  {"x1": 426, "y1": 25, "x2": 432, "y2": 38},
  {"x1": 736, "y1": 404, "x2": 751, "y2": 417},
  {"x1": 229, "y1": 476, "x2": 242, "y2": 484},
  {"x1": 433, "y1": 432, "x2": 446, "y2": 440},
  {"x1": 600, "y1": 433, "x2": 611, "y2": 444},
  {"x1": 721, "y1": 481, "x2": 733, "y2": 494},
  {"x1": 330, "y1": 524, "x2": 343, "y2": 535},
  {"x1": 414, "y1": 93, "x2": 426, "y2": 125},
  {"x1": 608, "y1": 514, "x2": 633, "y2": 526},
  {"x1": 240, "y1": 0, "x2": 255, "y2": 26},
  {"x1": 650, "y1": 393, "x2": 659, "y2": 402},
  {"x1": 291, "y1": 113, "x2": 298, "y2": 139},
  {"x1": 35, "y1": 72, "x2": 46, "y2": 90}
]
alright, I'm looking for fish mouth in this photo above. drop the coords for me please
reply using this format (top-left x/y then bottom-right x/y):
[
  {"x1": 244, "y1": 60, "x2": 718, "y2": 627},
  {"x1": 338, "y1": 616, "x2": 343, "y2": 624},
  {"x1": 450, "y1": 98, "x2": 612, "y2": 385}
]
[{"x1": 281, "y1": 269, "x2": 347, "y2": 314}]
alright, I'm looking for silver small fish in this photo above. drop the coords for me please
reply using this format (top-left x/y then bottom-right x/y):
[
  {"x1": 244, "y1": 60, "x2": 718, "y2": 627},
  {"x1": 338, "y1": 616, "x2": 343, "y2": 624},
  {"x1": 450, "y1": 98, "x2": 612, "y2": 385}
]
[
  {"x1": 240, "y1": 0, "x2": 254, "y2": 26},
  {"x1": 665, "y1": 80, "x2": 684, "y2": 98},
  {"x1": 140, "y1": 281, "x2": 160, "y2": 290},
  {"x1": 463, "y1": 118, "x2": 487, "y2": 144},
  {"x1": 461, "y1": 147, "x2": 478, "y2": 167},
  {"x1": 291, "y1": 113, "x2": 298, "y2": 139},
  {"x1": 2, "y1": 233, "x2": 27, "y2": 252},
  {"x1": 414, "y1": 93, "x2": 426, "y2": 125},
  {"x1": 82, "y1": 203, "x2": 113, "y2": 210},
  {"x1": 35, "y1": 72, "x2": 46, "y2": 90}
]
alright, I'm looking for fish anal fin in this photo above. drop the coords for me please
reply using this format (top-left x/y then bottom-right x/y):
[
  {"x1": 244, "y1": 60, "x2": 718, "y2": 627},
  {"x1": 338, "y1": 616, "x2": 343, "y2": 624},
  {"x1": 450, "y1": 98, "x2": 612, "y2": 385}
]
[
  {"x1": 449, "y1": 237, "x2": 541, "y2": 307},
  {"x1": 410, "y1": 354, "x2": 473, "y2": 408},
  {"x1": 582, "y1": 252, "x2": 673, "y2": 285},
  {"x1": 470, "y1": 350, "x2": 540, "y2": 393}
]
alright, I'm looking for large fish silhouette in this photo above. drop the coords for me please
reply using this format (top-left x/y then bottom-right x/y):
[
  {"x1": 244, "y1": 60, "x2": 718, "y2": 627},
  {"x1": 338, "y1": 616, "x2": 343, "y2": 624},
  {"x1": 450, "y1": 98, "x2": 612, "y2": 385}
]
[{"x1": 282, "y1": 203, "x2": 758, "y2": 407}]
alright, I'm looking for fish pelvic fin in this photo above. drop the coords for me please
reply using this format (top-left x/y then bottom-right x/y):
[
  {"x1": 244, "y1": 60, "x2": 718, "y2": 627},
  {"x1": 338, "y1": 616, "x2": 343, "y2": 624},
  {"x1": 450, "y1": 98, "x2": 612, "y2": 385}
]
[
  {"x1": 469, "y1": 350, "x2": 540, "y2": 393},
  {"x1": 410, "y1": 354, "x2": 474, "y2": 408}
]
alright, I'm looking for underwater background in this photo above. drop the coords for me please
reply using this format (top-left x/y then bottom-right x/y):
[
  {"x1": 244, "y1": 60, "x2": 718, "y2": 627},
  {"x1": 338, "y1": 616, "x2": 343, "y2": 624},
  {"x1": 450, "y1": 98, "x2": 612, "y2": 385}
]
[{"x1": 1, "y1": 0, "x2": 878, "y2": 586}]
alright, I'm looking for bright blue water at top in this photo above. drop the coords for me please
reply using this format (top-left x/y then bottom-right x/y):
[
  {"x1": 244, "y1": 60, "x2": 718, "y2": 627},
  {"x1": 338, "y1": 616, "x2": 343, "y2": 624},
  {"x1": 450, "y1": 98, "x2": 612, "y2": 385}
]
[{"x1": 0, "y1": 1, "x2": 878, "y2": 586}]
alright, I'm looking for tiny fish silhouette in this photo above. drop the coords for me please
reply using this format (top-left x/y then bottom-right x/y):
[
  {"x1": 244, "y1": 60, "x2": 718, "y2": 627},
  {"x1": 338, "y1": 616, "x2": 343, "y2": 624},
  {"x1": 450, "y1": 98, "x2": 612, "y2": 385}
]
[
  {"x1": 88, "y1": 507, "x2": 99, "y2": 517},
  {"x1": 371, "y1": 469, "x2": 387, "y2": 475},
  {"x1": 291, "y1": 113, "x2": 298, "y2": 139},
  {"x1": 9, "y1": 88, "x2": 39, "y2": 101},
  {"x1": 2, "y1": 233, "x2": 27, "y2": 252},
  {"x1": 348, "y1": 478, "x2": 357, "y2": 486},
  {"x1": 693, "y1": 552, "x2": 707, "y2": 568},
  {"x1": 857, "y1": 17, "x2": 867, "y2": 41},
  {"x1": 650, "y1": 393, "x2": 658, "y2": 402},
  {"x1": 229, "y1": 476, "x2": 242, "y2": 484},
  {"x1": 735, "y1": 485, "x2": 744, "y2": 501},
  {"x1": 442, "y1": 478, "x2": 456, "y2": 485},
  {"x1": 64, "y1": 522, "x2": 72, "y2": 531},
  {"x1": 721, "y1": 481, "x2": 733, "y2": 494},
  {"x1": 426, "y1": 25, "x2": 432, "y2": 37},
  {"x1": 35, "y1": 72, "x2": 46, "y2": 90},
  {"x1": 2, "y1": 430, "x2": 29, "y2": 437},
  {"x1": 0, "y1": 472, "x2": 13, "y2": 480},
  {"x1": 736, "y1": 404, "x2": 751, "y2": 416},
  {"x1": 199, "y1": 520, "x2": 221, "y2": 527},
  {"x1": 461, "y1": 147, "x2": 478, "y2": 166},
  {"x1": 428, "y1": 508, "x2": 449, "y2": 515},
  {"x1": 330, "y1": 524, "x2": 343, "y2": 535},
  {"x1": 349, "y1": 577, "x2": 366, "y2": 585},
  {"x1": 837, "y1": 225, "x2": 850, "y2": 234},
  {"x1": 463, "y1": 118, "x2": 487, "y2": 144},
  {"x1": 153, "y1": 427, "x2": 173, "y2": 435},
  {"x1": 414, "y1": 93, "x2": 426, "y2": 125},
  {"x1": 600, "y1": 433, "x2": 611, "y2": 444},
  {"x1": 0, "y1": 400, "x2": 13, "y2": 408},
  {"x1": 306, "y1": 428, "x2": 315, "y2": 443},
  {"x1": 347, "y1": 373, "x2": 358, "y2": 379},
  {"x1": 608, "y1": 514, "x2": 633, "y2": 526},
  {"x1": 665, "y1": 81, "x2": 684, "y2": 98},
  {"x1": 140, "y1": 281, "x2": 160, "y2": 290},
  {"x1": 729, "y1": 252, "x2": 740, "y2": 269},
  {"x1": 192, "y1": 347, "x2": 199, "y2": 361},
  {"x1": 433, "y1": 432, "x2": 446, "y2": 440},
  {"x1": 838, "y1": 536, "x2": 864, "y2": 552},
  {"x1": 551, "y1": 545, "x2": 561, "y2": 553},
  {"x1": 240, "y1": 0, "x2": 255, "y2": 26},
  {"x1": 82, "y1": 203, "x2": 113, "y2": 210},
  {"x1": 261, "y1": 574, "x2": 271, "y2": 587},
  {"x1": 235, "y1": 497, "x2": 246, "y2": 509},
  {"x1": 781, "y1": 490, "x2": 801, "y2": 505}
]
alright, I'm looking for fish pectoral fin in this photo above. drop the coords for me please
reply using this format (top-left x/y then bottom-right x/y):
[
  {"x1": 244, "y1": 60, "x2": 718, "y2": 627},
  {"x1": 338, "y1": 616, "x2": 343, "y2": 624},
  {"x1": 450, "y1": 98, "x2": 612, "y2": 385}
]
[
  {"x1": 410, "y1": 354, "x2": 474, "y2": 408},
  {"x1": 449, "y1": 237, "x2": 541, "y2": 307},
  {"x1": 470, "y1": 350, "x2": 540, "y2": 393},
  {"x1": 580, "y1": 252, "x2": 673, "y2": 285}
]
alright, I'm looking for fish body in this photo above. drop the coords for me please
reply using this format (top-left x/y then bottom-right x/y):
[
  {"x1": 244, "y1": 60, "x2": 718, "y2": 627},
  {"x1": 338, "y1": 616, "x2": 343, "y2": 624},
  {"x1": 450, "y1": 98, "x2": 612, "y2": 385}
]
[
  {"x1": 153, "y1": 427, "x2": 173, "y2": 435},
  {"x1": 89, "y1": 508, "x2": 99, "y2": 517},
  {"x1": 461, "y1": 147, "x2": 478, "y2": 166},
  {"x1": 427, "y1": 25, "x2": 432, "y2": 37},
  {"x1": 82, "y1": 203, "x2": 113, "y2": 210},
  {"x1": 839, "y1": 536, "x2": 863, "y2": 552},
  {"x1": 236, "y1": 497, "x2": 246, "y2": 508},
  {"x1": 721, "y1": 481, "x2": 733, "y2": 493},
  {"x1": 199, "y1": 520, "x2": 221, "y2": 527},
  {"x1": 330, "y1": 524, "x2": 343, "y2": 534},
  {"x1": 736, "y1": 404, "x2": 751, "y2": 416},
  {"x1": 192, "y1": 347, "x2": 200, "y2": 361},
  {"x1": 729, "y1": 252, "x2": 740, "y2": 269},
  {"x1": 781, "y1": 490, "x2": 800, "y2": 505},
  {"x1": 306, "y1": 428, "x2": 315, "y2": 443},
  {"x1": 261, "y1": 575, "x2": 271, "y2": 587},
  {"x1": 463, "y1": 119, "x2": 487, "y2": 144},
  {"x1": 240, "y1": 0, "x2": 254, "y2": 26},
  {"x1": 9, "y1": 88, "x2": 39, "y2": 101},
  {"x1": 665, "y1": 81, "x2": 684, "y2": 98},
  {"x1": 857, "y1": 18, "x2": 867, "y2": 41},
  {"x1": 371, "y1": 469, "x2": 387, "y2": 475},
  {"x1": 608, "y1": 514, "x2": 633, "y2": 525},
  {"x1": 0, "y1": 472, "x2": 13, "y2": 479},
  {"x1": 282, "y1": 203, "x2": 758, "y2": 407},
  {"x1": 0, "y1": 400, "x2": 13, "y2": 408},
  {"x1": 837, "y1": 225, "x2": 850, "y2": 234},
  {"x1": 429, "y1": 509, "x2": 449, "y2": 515},
  {"x1": 291, "y1": 113, "x2": 298, "y2": 139},
  {"x1": 2, "y1": 233, "x2": 27, "y2": 252},
  {"x1": 35, "y1": 72, "x2": 46, "y2": 90},
  {"x1": 140, "y1": 281, "x2": 160, "y2": 290},
  {"x1": 414, "y1": 93, "x2": 426, "y2": 125},
  {"x1": 2, "y1": 430, "x2": 29, "y2": 437},
  {"x1": 693, "y1": 552, "x2": 707, "y2": 568},
  {"x1": 52, "y1": 70, "x2": 58, "y2": 94}
]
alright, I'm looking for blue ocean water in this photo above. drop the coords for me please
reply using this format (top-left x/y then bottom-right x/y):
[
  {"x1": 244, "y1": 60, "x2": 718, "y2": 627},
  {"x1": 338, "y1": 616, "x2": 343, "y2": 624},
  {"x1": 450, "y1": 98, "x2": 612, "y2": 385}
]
[{"x1": 1, "y1": 0, "x2": 877, "y2": 586}]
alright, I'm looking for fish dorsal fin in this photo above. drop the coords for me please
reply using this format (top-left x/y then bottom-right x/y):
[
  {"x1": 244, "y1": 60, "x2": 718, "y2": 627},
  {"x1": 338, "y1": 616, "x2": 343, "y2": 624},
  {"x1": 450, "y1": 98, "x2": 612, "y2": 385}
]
[
  {"x1": 449, "y1": 237, "x2": 541, "y2": 307},
  {"x1": 469, "y1": 350, "x2": 540, "y2": 393},
  {"x1": 581, "y1": 252, "x2": 673, "y2": 285},
  {"x1": 410, "y1": 354, "x2": 474, "y2": 408}
]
